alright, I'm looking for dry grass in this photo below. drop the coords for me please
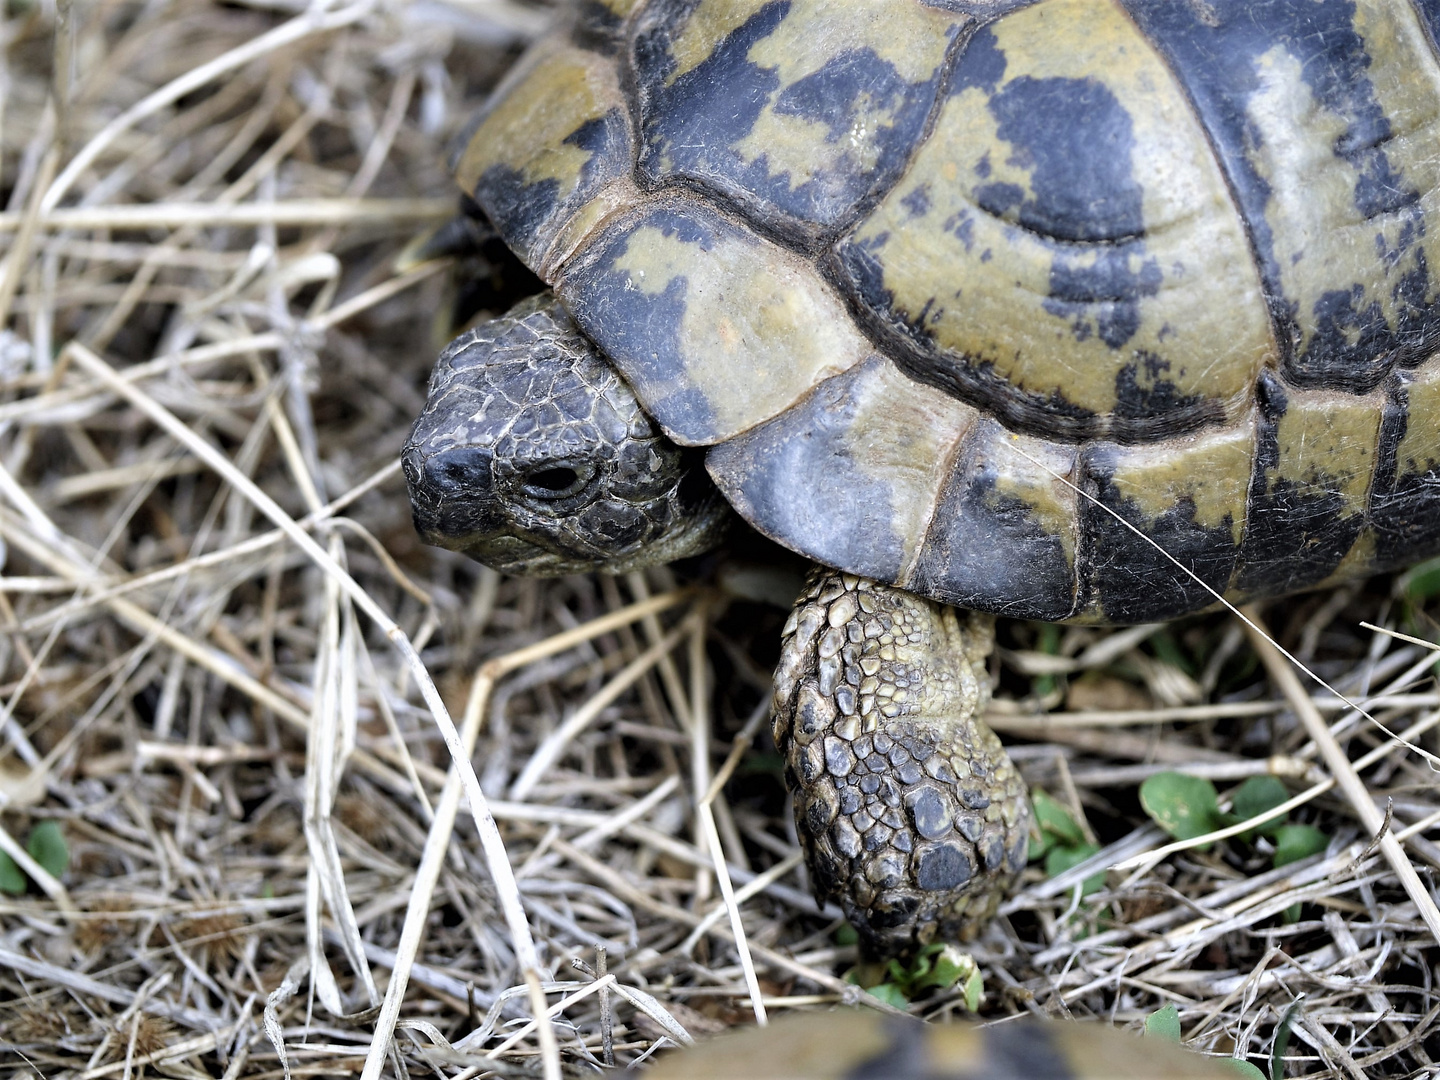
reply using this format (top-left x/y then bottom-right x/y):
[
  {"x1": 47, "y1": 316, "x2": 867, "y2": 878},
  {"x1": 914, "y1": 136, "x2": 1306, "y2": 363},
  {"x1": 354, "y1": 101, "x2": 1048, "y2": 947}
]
[{"x1": 1, "y1": 1, "x2": 1438, "y2": 1076}]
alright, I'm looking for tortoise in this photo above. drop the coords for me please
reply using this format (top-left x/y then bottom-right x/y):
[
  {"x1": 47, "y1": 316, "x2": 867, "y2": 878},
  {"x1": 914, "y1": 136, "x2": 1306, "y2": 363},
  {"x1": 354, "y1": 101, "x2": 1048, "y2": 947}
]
[
  {"x1": 404, "y1": 0, "x2": 1440, "y2": 958},
  {"x1": 638, "y1": 1011, "x2": 1236, "y2": 1078}
]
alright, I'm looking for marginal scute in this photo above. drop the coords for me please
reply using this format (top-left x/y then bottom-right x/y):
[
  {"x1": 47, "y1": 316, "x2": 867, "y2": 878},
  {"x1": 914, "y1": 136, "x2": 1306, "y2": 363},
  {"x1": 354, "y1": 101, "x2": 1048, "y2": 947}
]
[
  {"x1": 455, "y1": 41, "x2": 632, "y2": 272},
  {"x1": 1079, "y1": 419, "x2": 1255, "y2": 623},
  {"x1": 1372, "y1": 363, "x2": 1440, "y2": 568},
  {"x1": 633, "y1": 0, "x2": 968, "y2": 233},
  {"x1": 707, "y1": 357, "x2": 977, "y2": 585},
  {"x1": 908, "y1": 419, "x2": 1078, "y2": 620},
  {"x1": 558, "y1": 200, "x2": 872, "y2": 445},
  {"x1": 838, "y1": 0, "x2": 1275, "y2": 441},
  {"x1": 1235, "y1": 377, "x2": 1384, "y2": 598},
  {"x1": 1122, "y1": 0, "x2": 1440, "y2": 392}
]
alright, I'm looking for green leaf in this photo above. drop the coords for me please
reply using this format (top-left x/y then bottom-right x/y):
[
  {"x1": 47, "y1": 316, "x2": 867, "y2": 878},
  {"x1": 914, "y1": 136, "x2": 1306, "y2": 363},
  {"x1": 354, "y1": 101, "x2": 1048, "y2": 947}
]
[
  {"x1": 960, "y1": 965, "x2": 983, "y2": 1012},
  {"x1": 1272, "y1": 824, "x2": 1328, "y2": 868},
  {"x1": 1220, "y1": 1059, "x2": 1267, "y2": 1080},
  {"x1": 1148, "y1": 630, "x2": 1195, "y2": 677},
  {"x1": 910, "y1": 945, "x2": 977, "y2": 996},
  {"x1": 1032, "y1": 624, "x2": 1061, "y2": 699},
  {"x1": 864, "y1": 982, "x2": 909, "y2": 1008},
  {"x1": 1145, "y1": 1004, "x2": 1181, "y2": 1041},
  {"x1": 1029, "y1": 831, "x2": 1052, "y2": 861},
  {"x1": 1140, "y1": 773, "x2": 1223, "y2": 846},
  {"x1": 834, "y1": 923, "x2": 859, "y2": 947},
  {"x1": 1399, "y1": 556, "x2": 1440, "y2": 603},
  {"x1": 0, "y1": 851, "x2": 24, "y2": 895},
  {"x1": 27, "y1": 821, "x2": 68, "y2": 880},
  {"x1": 1230, "y1": 777, "x2": 1290, "y2": 838},
  {"x1": 1045, "y1": 842, "x2": 1104, "y2": 897},
  {"x1": 1272, "y1": 998, "x2": 1304, "y2": 1080},
  {"x1": 1032, "y1": 790, "x2": 1086, "y2": 848},
  {"x1": 858, "y1": 944, "x2": 981, "y2": 1004}
]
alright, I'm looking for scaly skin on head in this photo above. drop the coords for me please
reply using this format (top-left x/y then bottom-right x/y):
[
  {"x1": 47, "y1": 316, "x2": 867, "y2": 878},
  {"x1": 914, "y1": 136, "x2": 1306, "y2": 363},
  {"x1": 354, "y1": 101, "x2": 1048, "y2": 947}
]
[
  {"x1": 403, "y1": 293, "x2": 730, "y2": 575},
  {"x1": 772, "y1": 570, "x2": 1030, "y2": 958}
]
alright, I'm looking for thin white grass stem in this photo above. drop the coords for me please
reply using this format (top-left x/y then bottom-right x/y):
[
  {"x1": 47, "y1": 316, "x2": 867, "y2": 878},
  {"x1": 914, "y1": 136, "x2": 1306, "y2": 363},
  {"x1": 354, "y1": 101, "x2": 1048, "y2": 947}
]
[
  {"x1": 1360, "y1": 622, "x2": 1440, "y2": 654},
  {"x1": 681, "y1": 851, "x2": 804, "y2": 953},
  {"x1": 40, "y1": 3, "x2": 375, "y2": 214},
  {"x1": 360, "y1": 591, "x2": 694, "y2": 1080},
  {"x1": 1242, "y1": 611, "x2": 1440, "y2": 945},
  {"x1": 60, "y1": 340, "x2": 555, "y2": 1071},
  {"x1": 1395, "y1": 806, "x2": 1440, "y2": 843},
  {"x1": 483, "y1": 974, "x2": 616, "y2": 1058},
  {"x1": 567, "y1": 773, "x2": 681, "y2": 852},
  {"x1": 0, "y1": 197, "x2": 454, "y2": 232},
  {"x1": 688, "y1": 621, "x2": 766, "y2": 1025},
  {"x1": 510, "y1": 612, "x2": 701, "y2": 800},
  {"x1": 989, "y1": 695, "x2": 1440, "y2": 729}
]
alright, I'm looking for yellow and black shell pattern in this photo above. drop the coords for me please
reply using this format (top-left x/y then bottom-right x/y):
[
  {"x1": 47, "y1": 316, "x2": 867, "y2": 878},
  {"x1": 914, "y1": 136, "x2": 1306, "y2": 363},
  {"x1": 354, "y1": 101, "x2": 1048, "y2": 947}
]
[
  {"x1": 638, "y1": 1011, "x2": 1238, "y2": 1079},
  {"x1": 455, "y1": 0, "x2": 1440, "y2": 625}
]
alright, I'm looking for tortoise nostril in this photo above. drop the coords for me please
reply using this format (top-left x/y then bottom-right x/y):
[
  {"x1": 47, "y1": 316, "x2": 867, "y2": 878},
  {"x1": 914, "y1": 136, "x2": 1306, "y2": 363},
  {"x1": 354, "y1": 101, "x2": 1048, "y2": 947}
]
[
  {"x1": 521, "y1": 463, "x2": 593, "y2": 500},
  {"x1": 426, "y1": 447, "x2": 494, "y2": 493}
]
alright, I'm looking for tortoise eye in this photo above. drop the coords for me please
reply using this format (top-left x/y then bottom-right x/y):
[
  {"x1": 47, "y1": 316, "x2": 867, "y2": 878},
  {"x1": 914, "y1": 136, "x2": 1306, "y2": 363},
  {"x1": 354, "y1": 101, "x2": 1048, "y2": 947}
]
[{"x1": 520, "y1": 464, "x2": 593, "y2": 500}]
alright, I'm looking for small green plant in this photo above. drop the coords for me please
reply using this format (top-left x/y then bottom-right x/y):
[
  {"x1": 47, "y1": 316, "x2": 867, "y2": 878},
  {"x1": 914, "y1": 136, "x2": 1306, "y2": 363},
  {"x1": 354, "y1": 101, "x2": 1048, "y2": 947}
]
[
  {"x1": 0, "y1": 850, "x2": 23, "y2": 894},
  {"x1": 1030, "y1": 790, "x2": 1104, "y2": 897},
  {"x1": 847, "y1": 942, "x2": 983, "y2": 1009},
  {"x1": 1398, "y1": 555, "x2": 1440, "y2": 604},
  {"x1": 1144, "y1": 1003, "x2": 1182, "y2": 1041},
  {"x1": 1139, "y1": 772, "x2": 1225, "y2": 847},
  {"x1": 0, "y1": 820, "x2": 70, "y2": 894},
  {"x1": 1140, "y1": 773, "x2": 1328, "y2": 875},
  {"x1": 1031, "y1": 622, "x2": 1062, "y2": 699},
  {"x1": 1143, "y1": 1004, "x2": 1266, "y2": 1079}
]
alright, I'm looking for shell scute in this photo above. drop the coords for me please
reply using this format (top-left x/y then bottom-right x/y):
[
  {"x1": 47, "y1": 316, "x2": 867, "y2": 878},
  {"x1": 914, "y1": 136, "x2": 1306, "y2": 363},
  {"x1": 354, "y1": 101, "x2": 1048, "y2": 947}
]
[
  {"x1": 838, "y1": 0, "x2": 1274, "y2": 443},
  {"x1": 558, "y1": 200, "x2": 871, "y2": 445},
  {"x1": 1234, "y1": 375, "x2": 1384, "y2": 598},
  {"x1": 1371, "y1": 363, "x2": 1440, "y2": 569},
  {"x1": 454, "y1": 41, "x2": 633, "y2": 271},
  {"x1": 1079, "y1": 422, "x2": 1254, "y2": 624},
  {"x1": 907, "y1": 419, "x2": 1079, "y2": 620},
  {"x1": 633, "y1": 0, "x2": 966, "y2": 234},
  {"x1": 1123, "y1": 0, "x2": 1440, "y2": 392},
  {"x1": 707, "y1": 357, "x2": 977, "y2": 584}
]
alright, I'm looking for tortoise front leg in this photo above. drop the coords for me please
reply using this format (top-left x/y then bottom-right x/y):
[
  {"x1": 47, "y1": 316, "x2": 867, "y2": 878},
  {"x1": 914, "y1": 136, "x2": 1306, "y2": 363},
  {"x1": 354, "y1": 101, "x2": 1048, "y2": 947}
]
[{"x1": 772, "y1": 569, "x2": 1031, "y2": 958}]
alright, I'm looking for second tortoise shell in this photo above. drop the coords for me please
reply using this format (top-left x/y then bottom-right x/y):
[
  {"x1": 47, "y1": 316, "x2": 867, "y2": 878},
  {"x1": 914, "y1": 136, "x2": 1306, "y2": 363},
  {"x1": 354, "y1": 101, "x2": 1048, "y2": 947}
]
[{"x1": 452, "y1": 0, "x2": 1440, "y2": 624}]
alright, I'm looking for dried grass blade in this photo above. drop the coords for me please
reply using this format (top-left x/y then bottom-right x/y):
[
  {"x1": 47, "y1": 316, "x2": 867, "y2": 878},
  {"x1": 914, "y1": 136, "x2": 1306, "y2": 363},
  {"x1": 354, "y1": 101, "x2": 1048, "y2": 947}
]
[
  {"x1": 1242, "y1": 610, "x2": 1440, "y2": 945},
  {"x1": 40, "y1": 3, "x2": 375, "y2": 215},
  {"x1": 510, "y1": 610, "x2": 700, "y2": 800},
  {"x1": 689, "y1": 620, "x2": 766, "y2": 1025},
  {"x1": 60, "y1": 340, "x2": 555, "y2": 1072}
]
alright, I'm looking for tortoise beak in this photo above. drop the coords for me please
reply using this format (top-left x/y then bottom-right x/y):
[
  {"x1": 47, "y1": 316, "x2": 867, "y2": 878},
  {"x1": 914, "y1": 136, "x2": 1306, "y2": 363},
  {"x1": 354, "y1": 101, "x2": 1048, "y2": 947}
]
[{"x1": 402, "y1": 442, "x2": 508, "y2": 549}]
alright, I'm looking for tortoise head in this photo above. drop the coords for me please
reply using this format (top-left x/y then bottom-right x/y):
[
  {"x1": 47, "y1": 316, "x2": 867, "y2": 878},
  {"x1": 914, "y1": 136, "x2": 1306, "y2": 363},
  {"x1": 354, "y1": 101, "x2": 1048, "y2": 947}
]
[{"x1": 403, "y1": 293, "x2": 730, "y2": 576}]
